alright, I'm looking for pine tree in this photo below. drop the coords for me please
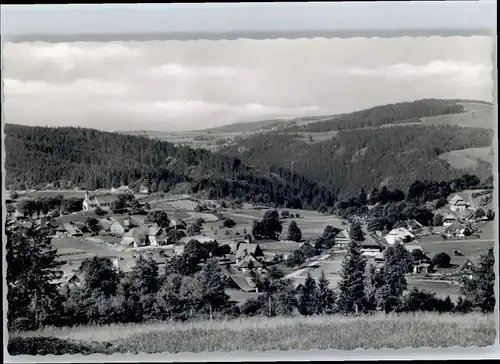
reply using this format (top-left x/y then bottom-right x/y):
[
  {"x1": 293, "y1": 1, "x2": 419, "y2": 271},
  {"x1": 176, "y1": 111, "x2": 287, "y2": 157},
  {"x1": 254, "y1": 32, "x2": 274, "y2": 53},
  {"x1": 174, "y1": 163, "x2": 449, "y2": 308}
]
[
  {"x1": 6, "y1": 224, "x2": 64, "y2": 330},
  {"x1": 194, "y1": 259, "x2": 230, "y2": 319},
  {"x1": 287, "y1": 220, "x2": 302, "y2": 242},
  {"x1": 460, "y1": 248, "x2": 495, "y2": 313},
  {"x1": 317, "y1": 270, "x2": 336, "y2": 314},
  {"x1": 349, "y1": 221, "x2": 365, "y2": 243},
  {"x1": 298, "y1": 273, "x2": 319, "y2": 315},
  {"x1": 336, "y1": 235, "x2": 367, "y2": 314}
]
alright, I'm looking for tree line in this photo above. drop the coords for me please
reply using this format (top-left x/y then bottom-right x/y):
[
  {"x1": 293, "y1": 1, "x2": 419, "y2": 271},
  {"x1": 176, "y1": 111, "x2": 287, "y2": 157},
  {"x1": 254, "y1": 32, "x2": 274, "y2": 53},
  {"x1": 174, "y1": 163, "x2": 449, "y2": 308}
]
[{"x1": 285, "y1": 99, "x2": 468, "y2": 133}]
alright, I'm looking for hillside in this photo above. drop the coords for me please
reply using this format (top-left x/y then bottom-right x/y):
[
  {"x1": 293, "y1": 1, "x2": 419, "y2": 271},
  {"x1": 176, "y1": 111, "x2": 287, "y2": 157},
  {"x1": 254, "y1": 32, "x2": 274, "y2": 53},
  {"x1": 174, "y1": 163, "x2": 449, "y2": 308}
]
[
  {"x1": 4, "y1": 124, "x2": 335, "y2": 210},
  {"x1": 8, "y1": 313, "x2": 494, "y2": 354},
  {"x1": 284, "y1": 99, "x2": 492, "y2": 133},
  {"x1": 191, "y1": 99, "x2": 492, "y2": 135},
  {"x1": 221, "y1": 124, "x2": 493, "y2": 198}
]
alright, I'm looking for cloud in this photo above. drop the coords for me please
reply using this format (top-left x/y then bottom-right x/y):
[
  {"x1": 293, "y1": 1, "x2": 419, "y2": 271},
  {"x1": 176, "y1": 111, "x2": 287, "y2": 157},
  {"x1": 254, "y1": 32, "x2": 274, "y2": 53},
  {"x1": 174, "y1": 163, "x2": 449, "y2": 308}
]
[
  {"x1": 346, "y1": 60, "x2": 492, "y2": 83},
  {"x1": 2, "y1": 37, "x2": 494, "y2": 131},
  {"x1": 4, "y1": 78, "x2": 129, "y2": 97},
  {"x1": 3, "y1": 42, "x2": 141, "y2": 72},
  {"x1": 147, "y1": 63, "x2": 248, "y2": 78}
]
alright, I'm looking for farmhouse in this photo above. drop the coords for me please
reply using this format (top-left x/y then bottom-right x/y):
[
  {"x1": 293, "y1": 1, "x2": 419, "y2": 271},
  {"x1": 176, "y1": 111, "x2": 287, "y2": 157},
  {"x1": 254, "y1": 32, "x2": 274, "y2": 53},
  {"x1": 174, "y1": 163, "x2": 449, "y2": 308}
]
[
  {"x1": 235, "y1": 243, "x2": 265, "y2": 261},
  {"x1": 442, "y1": 213, "x2": 457, "y2": 227},
  {"x1": 62, "y1": 222, "x2": 83, "y2": 237},
  {"x1": 406, "y1": 219, "x2": 423, "y2": 233},
  {"x1": 98, "y1": 218, "x2": 129, "y2": 235},
  {"x1": 384, "y1": 227, "x2": 415, "y2": 245},
  {"x1": 82, "y1": 191, "x2": 119, "y2": 211},
  {"x1": 221, "y1": 265, "x2": 259, "y2": 292},
  {"x1": 413, "y1": 262, "x2": 433, "y2": 275},
  {"x1": 359, "y1": 236, "x2": 383, "y2": 256},
  {"x1": 297, "y1": 241, "x2": 316, "y2": 257},
  {"x1": 444, "y1": 222, "x2": 472, "y2": 238},
  {"x1": 455, "y1": 209, "x2": 474, "y2": 223},
  {"x1": 449, "y1": 195, "x2": 469, "y2": 213},
  {"x1": 403, "y1": 244, "x2": 424, "y2": 254},
  {"x1": 334, "y1": 229, "x2": 350, "y2": 246},
  {"x1": 120, "y1": 224, "x2": 167, "y2": 248},
  {"x1": 232, "y1": 255, "x2": 264, "y2": 272},
  {"x1": 459, "y1": 258, "x2": 477, "y2": 279}
]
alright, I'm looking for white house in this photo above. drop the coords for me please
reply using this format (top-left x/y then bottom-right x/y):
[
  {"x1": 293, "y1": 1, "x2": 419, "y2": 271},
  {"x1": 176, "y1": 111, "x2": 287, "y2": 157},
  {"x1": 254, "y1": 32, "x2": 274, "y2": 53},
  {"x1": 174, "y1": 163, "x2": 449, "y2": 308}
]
[
  {"x1": 384, "y1": 227, "x2": 415, "y2": 245},
  {"x1": 82, "y1": 191, "x2": 119, "y2": 211},
  {"x1": 449, "y1": 195, "x2": 469, "y2": 213}
]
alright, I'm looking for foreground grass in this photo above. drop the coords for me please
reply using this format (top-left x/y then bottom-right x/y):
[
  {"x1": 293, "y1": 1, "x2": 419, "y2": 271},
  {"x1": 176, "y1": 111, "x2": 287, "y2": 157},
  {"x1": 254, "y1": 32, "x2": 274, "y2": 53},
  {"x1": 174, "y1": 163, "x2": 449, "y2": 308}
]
[{"x1": 9, "y1": 313, "x2": 494, "y2": 355}]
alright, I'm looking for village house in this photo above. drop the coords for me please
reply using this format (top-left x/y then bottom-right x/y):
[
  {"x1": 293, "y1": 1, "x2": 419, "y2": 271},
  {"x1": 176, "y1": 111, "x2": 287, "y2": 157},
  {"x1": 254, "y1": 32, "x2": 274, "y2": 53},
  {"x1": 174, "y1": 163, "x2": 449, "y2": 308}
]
[
  {"x1": 403, "y1": 244, "x2": 425, "y2": 254},
  {"x1": 458, "y1": 258, "x2": 477, "y2": 280},
  {"x1": 359, "y1": 237, "x2": 384, "y2": 256},
  {"x1": 297, "y1": 241, "x2": 316, "y2": 257},
  {"x1": 334, "y1": 229, "x2": 350, "y2": 246},
  {"x1": 62, "y1": 222, "x2": 83, "y2": 237},
  {"x1": 111, "y1": 185, "x2": 131, "y2": 193},
  {"x1": 82, "y1": 191, "x2": 119, "y2": 211},
  {"x1": 235, "y1": 243, "x2": 265, "y2": 262},
  {"x1": 442, "y1": 213, "x2": 457, "y2": 227},
  {"x1": 455, "y1": 209, "x2": 474, "y2": 223},
  {"x1": 232, "y1": 254, "x2": 264, "y2": 273},
  {"x1": 406, "y1": 219, "x2": 423, "y2": 233},
  {"x1": 139, "y1": 185, "x2": 150, "y2": 194},
  {"x1": 449, "y1": 195, "x2": 469, "y2": 213},
  {"x1": 98, "y1": 216, "x2": 138, "y2": 235},
  {"x1": 384, "y1": 227, "x2": 415, "y2": 245},
  {"x1": 444, "y1": 221, "x2": 472, "y2": 239},
  {"x1": 119, "y1": 224, "x2": 167, "y2": 248},
  {"x1": 220, "y1": 265, "x2": 260, "y2": 292},
  {"x1": 413, "y1": 262, "x2": 433, "y2": 275}
]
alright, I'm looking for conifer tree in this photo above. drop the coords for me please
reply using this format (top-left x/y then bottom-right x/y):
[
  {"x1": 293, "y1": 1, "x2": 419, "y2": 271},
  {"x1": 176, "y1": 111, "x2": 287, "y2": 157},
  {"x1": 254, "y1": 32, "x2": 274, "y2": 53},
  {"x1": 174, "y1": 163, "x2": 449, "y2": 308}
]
[
  {"x1": 337, "y1": 222, "x2": 367, "y2": 314},
  {"x1": 317, "y1": 270, "x2": 336, "y2": 314},
  {"x1": 6, "y1": 224, "x2": 64, "y2": 330},
  {"x1": 287, "y1": 220, "x2": 302, "y2": 242},
  {"x1": 298, "y1": 273, "x2": 319, "y2": 315}
]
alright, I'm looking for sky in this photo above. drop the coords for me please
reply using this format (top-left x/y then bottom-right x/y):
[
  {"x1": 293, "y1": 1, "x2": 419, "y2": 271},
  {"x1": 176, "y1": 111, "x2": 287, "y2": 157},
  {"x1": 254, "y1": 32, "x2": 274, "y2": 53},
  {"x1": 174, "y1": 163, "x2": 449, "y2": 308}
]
[{"x1": 2, "y1": 36, "x2": 494, "y2": 132}]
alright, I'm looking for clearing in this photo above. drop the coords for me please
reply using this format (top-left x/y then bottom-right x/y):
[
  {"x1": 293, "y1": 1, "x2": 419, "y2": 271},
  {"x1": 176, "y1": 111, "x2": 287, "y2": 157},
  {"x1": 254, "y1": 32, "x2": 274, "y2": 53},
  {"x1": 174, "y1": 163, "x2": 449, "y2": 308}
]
[
  {"x1": 421, "y1": 102, "x2": 494, "y2": 129},
  {"x1": 438, "y1": 147, "x2": 493, "y2": 169}
]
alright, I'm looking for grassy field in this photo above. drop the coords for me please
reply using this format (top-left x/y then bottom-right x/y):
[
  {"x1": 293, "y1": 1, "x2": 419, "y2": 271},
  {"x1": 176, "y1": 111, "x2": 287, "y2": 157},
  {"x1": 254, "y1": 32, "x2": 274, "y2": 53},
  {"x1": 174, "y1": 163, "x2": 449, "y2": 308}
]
[
  {"x1": 9, "y1": 313, "x2": 494, "y2": 354},
  {"x1": 421, "y1": 102, "x2": 494, "y2": 129},
  {"x1": 438, "y1": 147, "x2": 494, "y2": 169}
]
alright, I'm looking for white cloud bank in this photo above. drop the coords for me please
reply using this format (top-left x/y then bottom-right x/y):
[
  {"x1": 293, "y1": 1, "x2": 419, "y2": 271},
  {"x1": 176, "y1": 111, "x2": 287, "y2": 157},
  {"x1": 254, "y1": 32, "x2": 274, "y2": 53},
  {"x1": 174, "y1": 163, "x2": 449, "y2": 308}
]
[{"x1": 2, "y1": 37, "x2": 493, "y2": 131}]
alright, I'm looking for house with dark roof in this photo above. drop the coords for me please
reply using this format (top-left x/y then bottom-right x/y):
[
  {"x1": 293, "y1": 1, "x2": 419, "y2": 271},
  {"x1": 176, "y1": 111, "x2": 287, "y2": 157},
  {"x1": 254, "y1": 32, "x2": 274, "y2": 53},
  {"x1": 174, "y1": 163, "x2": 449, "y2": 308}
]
[
  {"x1": 406, "y1": 219, "x2": 423, "y2": 233},
  {"x1": 334, "y1": 229, "x2": 350, "y2": 246},
  {"x1": 297, "y1": 241, "x2": 316, "y2": 257},
  {"x1": 220, "y1": 265, "x2": 260, "y2": 292},
  {"x1": 442, "y1": 213, "x2": 457, "y2": 227},
  {"x1": 235, "y1": 243, "x2": 265, "y2": 260},
  {"x1": 233, "y1": 255, "x2": 264, "y2": 272}
]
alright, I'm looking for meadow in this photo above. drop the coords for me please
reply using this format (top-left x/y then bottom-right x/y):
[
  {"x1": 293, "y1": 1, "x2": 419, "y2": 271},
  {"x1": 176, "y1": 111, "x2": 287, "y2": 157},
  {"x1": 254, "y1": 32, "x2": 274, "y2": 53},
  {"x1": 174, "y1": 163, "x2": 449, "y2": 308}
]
[
  {"x1": 438, "y1": 147, "x2": 493, "y2": 169},
  {"x1": 9, "y1": 313, "x2": 494, "y2": 354}
]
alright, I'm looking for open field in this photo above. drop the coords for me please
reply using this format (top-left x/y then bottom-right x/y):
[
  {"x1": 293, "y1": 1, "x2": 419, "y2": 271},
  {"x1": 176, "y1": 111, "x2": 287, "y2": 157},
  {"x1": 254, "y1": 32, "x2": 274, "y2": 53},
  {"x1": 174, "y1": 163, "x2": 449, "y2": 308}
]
[
  {"x1": 9, "y1": 313, "x2": 494, "y2": 354},
  {"x1": 406, "y1": 279, "x2": 461, "y2": 301},
  {"x1": 438, "y1": 147, "x2": 494, "y2": 169},
  {"x1": 421, "y1": 102, "x2": 494, "y2": 129}
]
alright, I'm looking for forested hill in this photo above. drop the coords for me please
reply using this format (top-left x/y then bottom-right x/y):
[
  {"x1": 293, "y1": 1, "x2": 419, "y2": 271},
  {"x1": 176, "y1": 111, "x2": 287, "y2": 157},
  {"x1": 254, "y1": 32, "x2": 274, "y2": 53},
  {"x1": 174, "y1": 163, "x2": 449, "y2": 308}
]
[
  {"x1": 4, "y1": 124, "x2": 335, "y2": 209},
  {"x1": 284, "y1": 99, "x2": 488, "y2": 133},
  {"x1": 221, "y1": 124, "x2": 493, "y2": 199}
]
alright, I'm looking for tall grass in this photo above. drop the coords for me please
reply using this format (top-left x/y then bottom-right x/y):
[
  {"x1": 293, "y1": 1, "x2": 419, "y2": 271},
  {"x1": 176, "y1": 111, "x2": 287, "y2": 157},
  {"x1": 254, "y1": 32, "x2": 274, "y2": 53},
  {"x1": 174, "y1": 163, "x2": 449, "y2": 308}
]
[{"x1": 9, "y1": 313, "x2": 494, "y2": 354}]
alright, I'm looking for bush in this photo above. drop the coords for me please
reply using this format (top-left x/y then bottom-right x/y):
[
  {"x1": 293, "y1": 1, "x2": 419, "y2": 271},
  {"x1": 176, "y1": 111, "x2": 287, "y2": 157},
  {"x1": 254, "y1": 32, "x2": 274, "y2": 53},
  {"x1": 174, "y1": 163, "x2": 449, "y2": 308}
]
[{"x1": 432, "y1": 252, "x2": 451, "y2": 268}]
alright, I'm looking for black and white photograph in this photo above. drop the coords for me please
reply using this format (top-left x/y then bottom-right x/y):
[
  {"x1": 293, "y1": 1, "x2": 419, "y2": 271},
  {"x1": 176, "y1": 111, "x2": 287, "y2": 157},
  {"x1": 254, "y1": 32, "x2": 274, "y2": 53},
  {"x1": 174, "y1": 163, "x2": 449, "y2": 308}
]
[{"x1": 2, "y1": 3, "x2": 497, "y2": 359}]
